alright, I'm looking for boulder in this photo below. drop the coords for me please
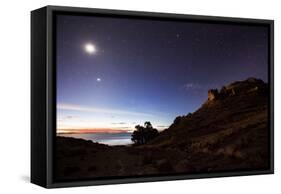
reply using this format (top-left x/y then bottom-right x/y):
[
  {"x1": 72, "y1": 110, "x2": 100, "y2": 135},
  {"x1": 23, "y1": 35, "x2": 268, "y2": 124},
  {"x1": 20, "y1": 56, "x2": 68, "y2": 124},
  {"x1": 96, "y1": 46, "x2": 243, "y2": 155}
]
[{"x1": 208, "y1": 89, "x2": 219, "y2": 101}]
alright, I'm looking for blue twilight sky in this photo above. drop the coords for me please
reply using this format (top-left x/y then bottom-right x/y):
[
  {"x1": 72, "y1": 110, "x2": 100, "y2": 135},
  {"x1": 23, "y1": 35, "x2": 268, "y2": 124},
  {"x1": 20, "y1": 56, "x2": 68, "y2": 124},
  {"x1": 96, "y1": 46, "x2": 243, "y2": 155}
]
[{"x1": 56, "y1": 14, "x2": 269, "y2": 133}]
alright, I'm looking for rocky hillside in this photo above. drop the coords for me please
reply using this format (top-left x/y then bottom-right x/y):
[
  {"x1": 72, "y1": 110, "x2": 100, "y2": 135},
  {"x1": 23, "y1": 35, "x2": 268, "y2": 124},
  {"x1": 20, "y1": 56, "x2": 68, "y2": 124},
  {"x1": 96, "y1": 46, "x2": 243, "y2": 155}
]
[
  {"x1": 148, "y1": 77, "x2": 269, "y2": 162},
  {"x1": 55, "y1": 77, "x2": 270, "y2": 180},
  {"x1": 150, "y1": 77, "x2": 268, "y2": 145}
]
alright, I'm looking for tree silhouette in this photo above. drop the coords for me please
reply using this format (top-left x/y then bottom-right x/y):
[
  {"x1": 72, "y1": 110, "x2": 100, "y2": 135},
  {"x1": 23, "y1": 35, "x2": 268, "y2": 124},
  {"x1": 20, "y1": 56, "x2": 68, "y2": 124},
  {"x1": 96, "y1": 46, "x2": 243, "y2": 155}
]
[
  {"x1": 144, "y1": 121, "x2": 152, "y2": 129},
  {"x1": 131, "y1": 122, "x2": 159, "y2": 145}
]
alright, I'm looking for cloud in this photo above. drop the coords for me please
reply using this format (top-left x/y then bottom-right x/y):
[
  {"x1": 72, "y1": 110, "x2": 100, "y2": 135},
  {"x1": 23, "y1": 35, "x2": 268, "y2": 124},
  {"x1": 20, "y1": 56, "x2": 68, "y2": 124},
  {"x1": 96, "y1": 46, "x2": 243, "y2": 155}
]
[
  {"x1": 65, "y1": 115, "x2": 78, "y2": 119},
  {"x1": 111, "y1": 122, "x2": 127, "y2": 125},
  {"x1": 156, "y1": 125, "x2": 169, "y2": 128},
  {"x1": 182, "y1": 83, "x2": 222, "y2": 92},
  {"x1": 57, "y1": 115, "x2": 79, "y2": 122},
  {"x1": 182, "y1": 83, "x2": 202, "y2": 90},
  {"x1": 57, "y1": 103, "x2": 153, "y2": 117}
]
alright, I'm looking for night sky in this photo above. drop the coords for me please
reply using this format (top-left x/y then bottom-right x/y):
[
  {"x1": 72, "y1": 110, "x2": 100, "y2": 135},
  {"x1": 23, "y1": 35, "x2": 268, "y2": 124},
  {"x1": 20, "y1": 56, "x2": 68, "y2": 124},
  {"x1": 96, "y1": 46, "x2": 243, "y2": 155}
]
[{"x1": 56, "y1": 14, "x2": 268, "y2": 133}]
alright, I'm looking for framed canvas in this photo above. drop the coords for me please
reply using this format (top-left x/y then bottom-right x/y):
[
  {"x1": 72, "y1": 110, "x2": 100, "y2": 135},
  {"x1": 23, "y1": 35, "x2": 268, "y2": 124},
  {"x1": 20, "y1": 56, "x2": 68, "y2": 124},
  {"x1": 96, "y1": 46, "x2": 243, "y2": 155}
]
[{"x1": 31, "y1": 5, "x2": 274, "y2": 188}]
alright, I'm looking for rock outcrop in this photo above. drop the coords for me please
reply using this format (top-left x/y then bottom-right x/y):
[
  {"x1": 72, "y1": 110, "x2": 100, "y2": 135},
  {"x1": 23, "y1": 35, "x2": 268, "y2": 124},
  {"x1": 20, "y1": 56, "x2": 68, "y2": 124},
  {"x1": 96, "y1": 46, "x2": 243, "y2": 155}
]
[
  {"x1": 208, "y1": 89, "x2": 219, "y2": 101},
  {"x1": 207, "y1": 77, "x2": 267, "y2": 102}
]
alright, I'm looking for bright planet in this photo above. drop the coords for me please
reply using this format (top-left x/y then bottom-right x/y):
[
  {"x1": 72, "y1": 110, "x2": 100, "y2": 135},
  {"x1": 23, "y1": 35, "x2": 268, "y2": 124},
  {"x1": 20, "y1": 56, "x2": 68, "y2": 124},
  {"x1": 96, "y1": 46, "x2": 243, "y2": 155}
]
[{"x1": 84, "y1": 43, "x2": 96, "y2": 54}]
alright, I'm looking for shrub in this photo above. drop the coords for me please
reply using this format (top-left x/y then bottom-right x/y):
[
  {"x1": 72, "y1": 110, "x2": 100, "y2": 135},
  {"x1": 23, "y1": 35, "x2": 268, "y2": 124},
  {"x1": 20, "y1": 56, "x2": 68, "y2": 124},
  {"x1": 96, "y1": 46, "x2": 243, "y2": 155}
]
[{"x1": 131, "y1": 122, "x2": 159, "y2": 145}]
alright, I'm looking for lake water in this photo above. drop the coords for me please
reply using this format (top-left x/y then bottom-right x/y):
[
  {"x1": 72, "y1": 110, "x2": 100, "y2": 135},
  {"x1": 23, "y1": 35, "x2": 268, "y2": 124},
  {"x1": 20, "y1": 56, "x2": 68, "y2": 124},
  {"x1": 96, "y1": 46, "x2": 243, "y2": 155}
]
[{"x1": 57, "y1": 133, "x2": 133, "y2": 146}]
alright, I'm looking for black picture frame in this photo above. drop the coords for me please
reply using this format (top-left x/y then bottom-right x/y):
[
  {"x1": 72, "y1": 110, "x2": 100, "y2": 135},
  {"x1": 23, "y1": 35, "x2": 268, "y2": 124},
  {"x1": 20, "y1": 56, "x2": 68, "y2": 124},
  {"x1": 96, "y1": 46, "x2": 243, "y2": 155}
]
[{"x1": 31, "y1": 5, "x2": 274, "y2": 188}]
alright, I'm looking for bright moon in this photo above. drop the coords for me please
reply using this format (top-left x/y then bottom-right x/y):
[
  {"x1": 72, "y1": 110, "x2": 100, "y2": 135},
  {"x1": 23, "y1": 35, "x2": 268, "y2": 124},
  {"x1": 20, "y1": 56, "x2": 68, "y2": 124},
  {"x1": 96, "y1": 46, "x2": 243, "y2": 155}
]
[
  {"x1": 84, "y1": 43, "x2": 96, "y2": 54},
  {"x1": 97, "y1": 78, "x2": 101, "y2": 82}
]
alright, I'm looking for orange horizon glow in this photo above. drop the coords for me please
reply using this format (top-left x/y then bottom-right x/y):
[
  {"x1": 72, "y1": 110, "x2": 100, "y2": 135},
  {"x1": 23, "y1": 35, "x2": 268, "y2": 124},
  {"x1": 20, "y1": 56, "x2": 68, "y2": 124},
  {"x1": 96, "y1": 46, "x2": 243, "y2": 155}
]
[{"x1": 57, "y1": 128, "x2": 132, "y2": 134}]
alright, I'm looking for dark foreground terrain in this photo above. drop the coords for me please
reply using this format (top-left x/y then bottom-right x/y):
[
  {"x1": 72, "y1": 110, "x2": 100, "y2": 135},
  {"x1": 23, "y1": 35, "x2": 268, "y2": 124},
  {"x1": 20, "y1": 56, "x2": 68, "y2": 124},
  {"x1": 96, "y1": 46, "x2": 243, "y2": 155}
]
[{"x1": 55, "y1": 78, "x2": 270, "y2": 181}]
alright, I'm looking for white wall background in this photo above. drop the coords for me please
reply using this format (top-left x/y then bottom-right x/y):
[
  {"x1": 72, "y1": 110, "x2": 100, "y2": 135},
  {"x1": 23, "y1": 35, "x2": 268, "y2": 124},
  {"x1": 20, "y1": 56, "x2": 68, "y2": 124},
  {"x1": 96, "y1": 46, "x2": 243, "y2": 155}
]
[{"x1": 0, "y1": 0, "x2": 279, "y2": 193}]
